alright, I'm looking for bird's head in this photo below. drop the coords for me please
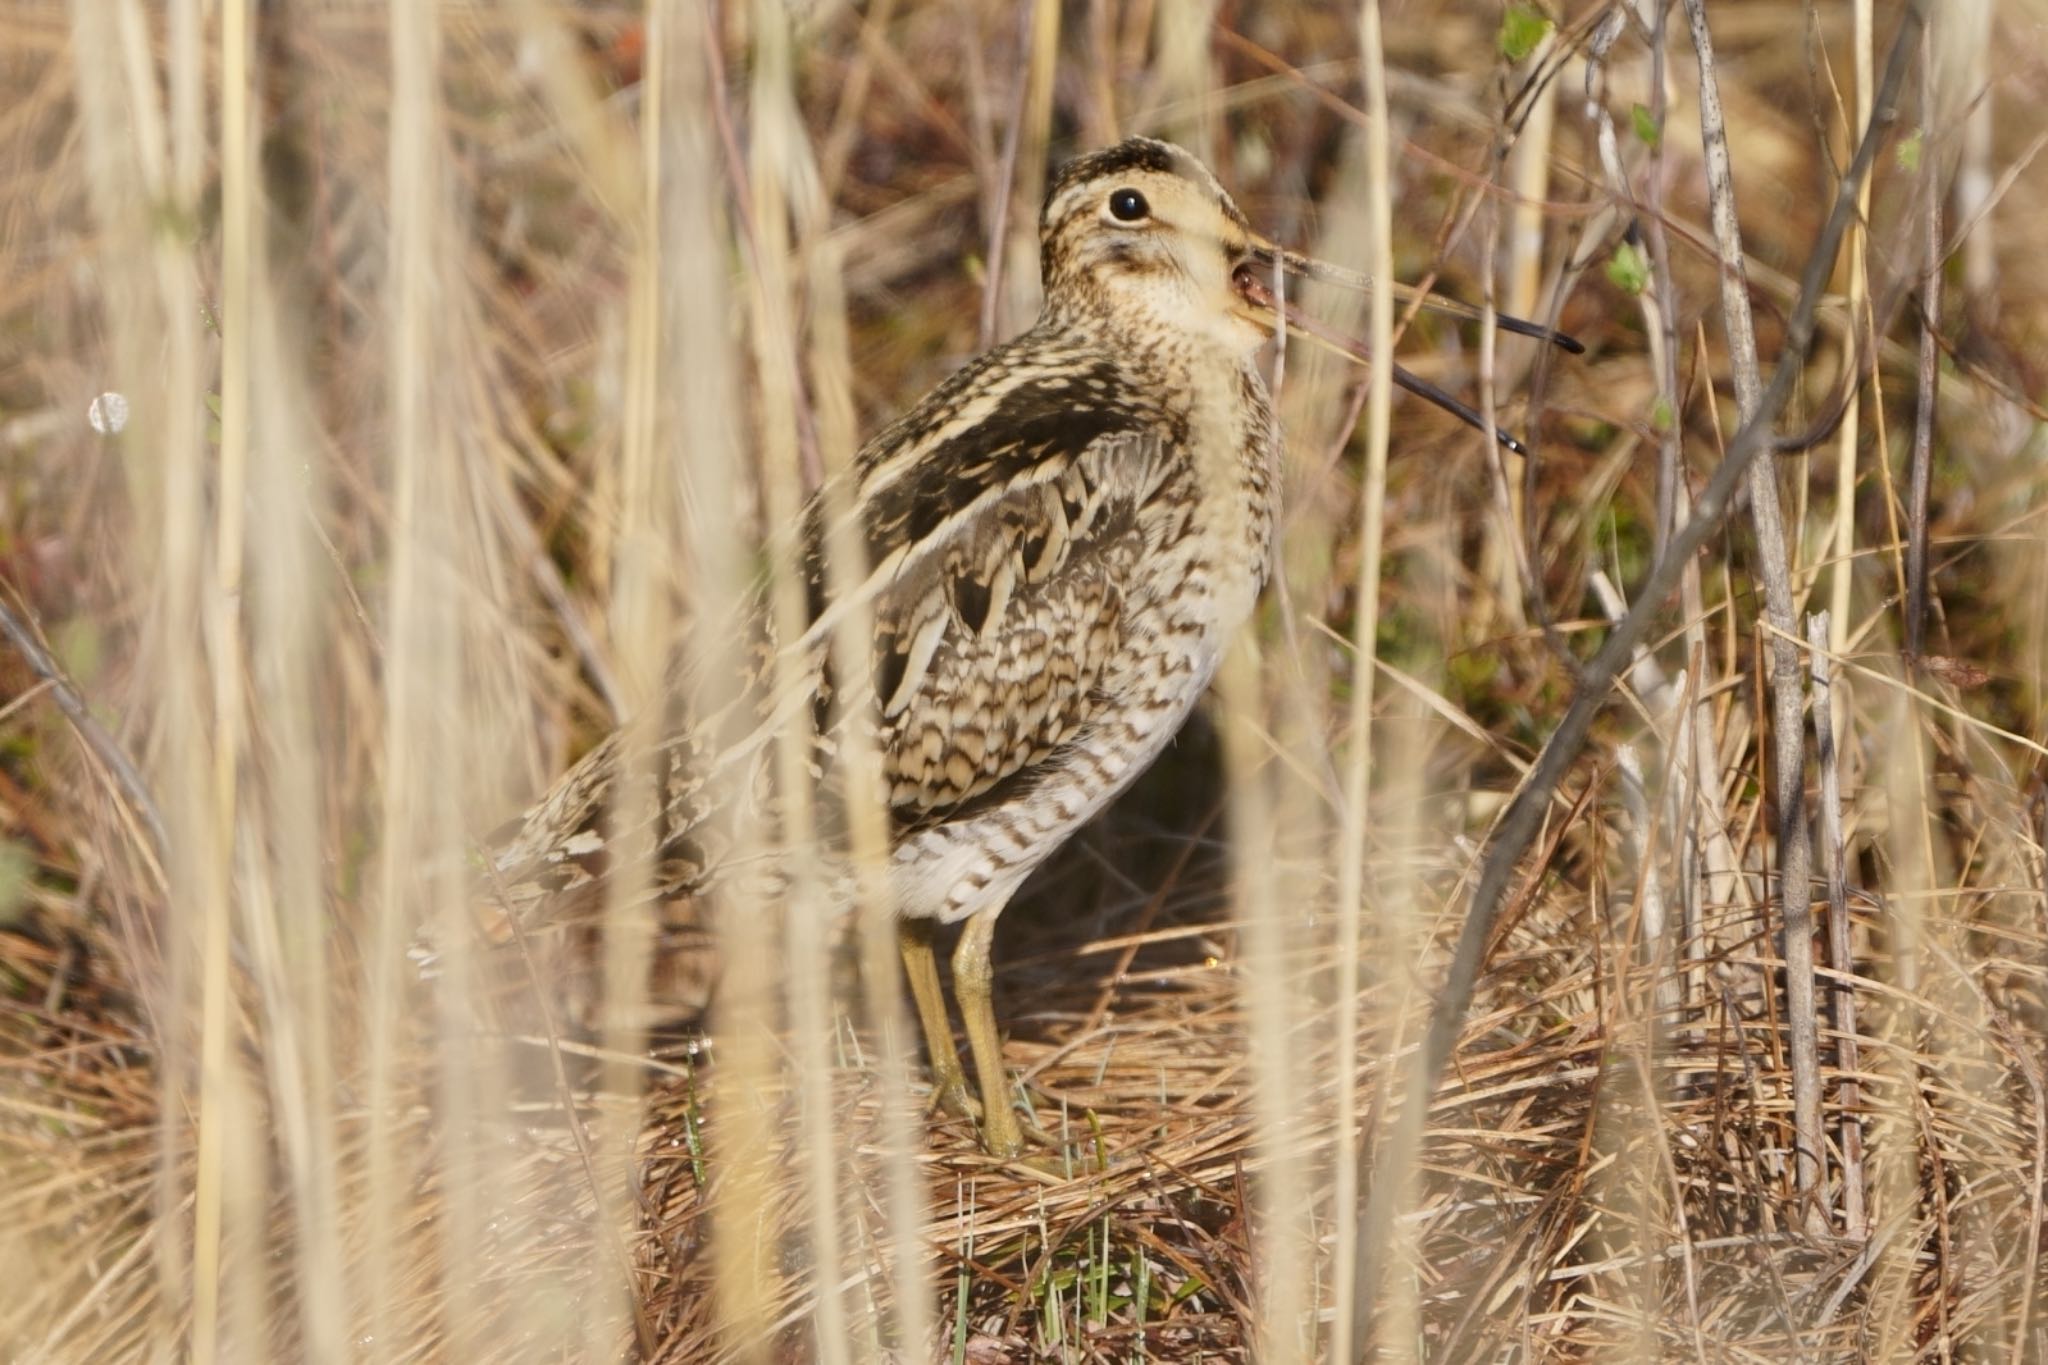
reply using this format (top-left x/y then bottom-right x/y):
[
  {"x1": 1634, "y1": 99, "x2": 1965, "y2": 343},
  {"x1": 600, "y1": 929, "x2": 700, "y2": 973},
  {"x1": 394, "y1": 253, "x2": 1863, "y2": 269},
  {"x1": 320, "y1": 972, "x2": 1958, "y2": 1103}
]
[{"x1": 1038, "y1": 137, "x2": 1273, "y2": 355}]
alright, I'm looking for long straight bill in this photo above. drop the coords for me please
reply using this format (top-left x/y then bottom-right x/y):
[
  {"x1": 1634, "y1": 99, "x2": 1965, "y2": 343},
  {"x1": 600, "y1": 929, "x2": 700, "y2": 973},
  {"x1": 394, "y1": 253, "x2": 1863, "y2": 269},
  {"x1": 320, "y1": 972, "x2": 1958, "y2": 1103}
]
[
  {"x1": 1247, "y1": 235, "x2": 1585, "y2": 354},
  {"x1": 1236, "y1": 266, "x2": 1552, "y2": 457}
]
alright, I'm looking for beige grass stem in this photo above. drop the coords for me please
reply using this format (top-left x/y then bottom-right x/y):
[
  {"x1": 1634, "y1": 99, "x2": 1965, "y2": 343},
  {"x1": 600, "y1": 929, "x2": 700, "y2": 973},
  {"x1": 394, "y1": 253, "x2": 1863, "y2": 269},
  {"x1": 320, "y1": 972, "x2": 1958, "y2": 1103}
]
[
  {"x1": 1331, "y1": 1, "x2": 1397, "y2": 1359},
  {"x1": 1829, "y1": 0, "x2": 1874, "y2": 685}
]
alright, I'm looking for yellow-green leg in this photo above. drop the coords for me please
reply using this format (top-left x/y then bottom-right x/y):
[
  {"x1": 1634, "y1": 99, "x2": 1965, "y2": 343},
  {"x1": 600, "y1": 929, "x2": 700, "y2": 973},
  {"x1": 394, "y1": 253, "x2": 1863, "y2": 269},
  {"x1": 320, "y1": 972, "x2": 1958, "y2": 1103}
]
[
  {"x1": 951, "y1": 905, "x2": 1025, "y2": 1158},
  {"x1": 898, "y1": 917, "x2": 975, "y2": 1120}
]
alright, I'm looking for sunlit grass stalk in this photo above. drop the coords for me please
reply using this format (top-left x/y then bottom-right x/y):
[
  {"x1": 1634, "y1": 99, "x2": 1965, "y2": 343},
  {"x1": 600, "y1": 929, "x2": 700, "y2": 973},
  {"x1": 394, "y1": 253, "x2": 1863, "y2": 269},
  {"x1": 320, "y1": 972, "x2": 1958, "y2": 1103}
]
[
  {"x1": 700, "y1": 3, "x2": 821, "y2": 1354},
  {"x1": 62, "y1": 0, "x2": 209, "y2": 1352},
  {"x1": 244, "y1": 294, "x2": 348, "y2": 1354},
  {"x1": 748, "y1": 13, "x2": 854, "y2": 1353},
  {"x1": 1828, "y1": 0, "x2": 1874, "y2": 690},
  {"x1": 588, "y1": 0, "x2": 675, "y2": 1354},
  {"x1": 367, "y1": 0, "x2": 457, "y2": 1352},
  {"x1": 997, "y1": 0, "x2": 1059, "y2": 337},
  {"x1": 1587, "y1": 741, "x2": 1688, "y2": 1361},
  {"x1": 663, "y1": 4, "x2": 765, "y2": 1352},
  {"x1": 1867, "y1": 682, "x2": 1937, "y2": 1360},
  {"x1": 1224, "y1": 634, "x2": 1308, "y2": 1363},
  {"x1": 1153, "y1": 0, "x2": 1217, "y2": 158},
  {"x1": 794, "y1": 85, "x2": 935, "y2": 1363},
  {"x1": 189, "y1": 3, "x2": 257, "y2": 1355},
  {"x1": 1330, "y1": 1, "x2": 1397, "y2": 1359}
]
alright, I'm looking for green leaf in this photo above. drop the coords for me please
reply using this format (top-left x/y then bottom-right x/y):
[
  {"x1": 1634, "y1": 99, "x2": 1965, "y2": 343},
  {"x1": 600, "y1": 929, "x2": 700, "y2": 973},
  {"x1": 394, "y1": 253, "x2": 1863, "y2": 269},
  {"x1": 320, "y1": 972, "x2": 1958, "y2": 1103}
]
[
  {"x1": 0, "y1": 840, "x2": 31, "y2": 927},
  {"x1": 54, "y1": 618, "x2": 104, "y2": 687},
  {"x1": 1631, "y1": 102, "x2": 1660, "y2": 148},
  {"x1": 1606, "y1": 240, "x2": 1651, "y2": 296},
  {"x1": 1650, "y1": 395, "x2": 1675, "y2": 432},
  {"x1": 1895, "y1": 129, "x2": 1923, "y2": 173},
  {"x1": 1499, "y1": 3, "x2": 1552, "y2": 61}
]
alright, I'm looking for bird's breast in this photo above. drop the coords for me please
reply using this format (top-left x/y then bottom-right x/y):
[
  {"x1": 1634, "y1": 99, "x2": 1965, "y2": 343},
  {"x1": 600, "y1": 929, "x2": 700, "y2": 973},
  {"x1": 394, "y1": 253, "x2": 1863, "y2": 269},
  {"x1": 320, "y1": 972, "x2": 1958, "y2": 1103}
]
[{"x1": 1131, "y1": 356, "x2": 1280, "y2": 640}]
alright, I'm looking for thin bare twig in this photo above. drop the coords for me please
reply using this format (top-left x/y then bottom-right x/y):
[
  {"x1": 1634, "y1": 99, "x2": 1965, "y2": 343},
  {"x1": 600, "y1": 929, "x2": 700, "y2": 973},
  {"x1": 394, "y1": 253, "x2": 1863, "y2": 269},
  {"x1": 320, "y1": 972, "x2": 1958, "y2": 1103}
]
[
  {"x1": 1587, "y1": 0, "x2": 1684, "y2": 556},
  {"x1": 1680, "y1": 0, "x2": 1825, "y2": 1224},
  {"x1": 1806, "y1": 610, "x2": 1865, "y2": 1239},
  {"x1": 0, "y1": 590, "x2": 167, "y2": 861},
  {"x1": 1348, "y1": 9, "x2": 1924, "y2": 1348}
]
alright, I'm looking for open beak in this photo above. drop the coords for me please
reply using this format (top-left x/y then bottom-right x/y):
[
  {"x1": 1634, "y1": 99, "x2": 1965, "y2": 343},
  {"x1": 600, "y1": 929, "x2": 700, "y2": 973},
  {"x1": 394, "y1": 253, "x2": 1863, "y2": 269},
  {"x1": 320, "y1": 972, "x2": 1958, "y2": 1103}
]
[{"x1": 1230, "y1": 233, "x2": 1582, "y2": 457}]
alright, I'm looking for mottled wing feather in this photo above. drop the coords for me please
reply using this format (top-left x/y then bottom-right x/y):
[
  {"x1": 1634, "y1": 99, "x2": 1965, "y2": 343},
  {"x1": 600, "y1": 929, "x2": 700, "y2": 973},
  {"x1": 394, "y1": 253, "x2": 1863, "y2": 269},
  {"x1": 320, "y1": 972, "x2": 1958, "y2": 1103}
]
[
  {"x1": 483, "y1": 344, "x2": 1169, "y2": 920},
  {"x1": 872, "y1": 426, "x2": 1164, "y2": 818}
]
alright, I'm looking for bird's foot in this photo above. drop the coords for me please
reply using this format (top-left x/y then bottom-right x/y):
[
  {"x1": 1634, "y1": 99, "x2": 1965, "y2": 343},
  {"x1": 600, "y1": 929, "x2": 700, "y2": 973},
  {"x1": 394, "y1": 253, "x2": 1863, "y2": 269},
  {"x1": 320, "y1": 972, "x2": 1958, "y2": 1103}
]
[
  {"x1": 976, "y1": 1088, "x2": 1108, "y2": 1178},
  {"x1": 985, "y1": 1120, "x2": 1107, "y2": 1181},
  {"x1": 928, "y1": 1071, "x2": 982, "y2": 1122}
]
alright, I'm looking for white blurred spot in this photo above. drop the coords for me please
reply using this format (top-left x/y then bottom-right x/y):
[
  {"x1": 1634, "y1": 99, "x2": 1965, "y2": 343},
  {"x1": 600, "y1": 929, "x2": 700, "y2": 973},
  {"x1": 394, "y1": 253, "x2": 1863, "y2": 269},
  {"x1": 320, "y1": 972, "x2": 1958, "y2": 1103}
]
[{"x1": 87, "y1": 391, "x2": 128, "y2": 435}]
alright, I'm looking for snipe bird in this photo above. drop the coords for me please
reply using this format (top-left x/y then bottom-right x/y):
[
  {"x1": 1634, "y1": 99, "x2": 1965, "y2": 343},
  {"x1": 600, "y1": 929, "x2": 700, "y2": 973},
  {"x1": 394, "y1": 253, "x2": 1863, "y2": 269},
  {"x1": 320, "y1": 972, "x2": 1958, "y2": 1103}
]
[{"x1": 488, "y1": 137, "x2": 1578, "y2": 1158}]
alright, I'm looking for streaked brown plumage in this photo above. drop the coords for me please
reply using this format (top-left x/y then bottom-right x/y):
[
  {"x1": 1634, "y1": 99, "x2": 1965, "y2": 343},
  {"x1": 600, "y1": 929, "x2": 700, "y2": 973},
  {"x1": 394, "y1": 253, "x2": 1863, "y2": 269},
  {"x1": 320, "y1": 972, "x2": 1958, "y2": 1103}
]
[{"x1": 487, "y1": 137, "x2": 1574, "y2": 1158}]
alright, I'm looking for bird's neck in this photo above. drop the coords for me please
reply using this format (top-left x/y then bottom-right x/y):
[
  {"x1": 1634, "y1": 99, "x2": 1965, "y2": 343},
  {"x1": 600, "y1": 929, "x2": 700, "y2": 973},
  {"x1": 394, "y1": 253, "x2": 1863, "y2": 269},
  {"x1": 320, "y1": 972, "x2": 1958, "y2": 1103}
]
[{"x1": 1035, "y1": 299, "x2": 1254, "y2": 398}]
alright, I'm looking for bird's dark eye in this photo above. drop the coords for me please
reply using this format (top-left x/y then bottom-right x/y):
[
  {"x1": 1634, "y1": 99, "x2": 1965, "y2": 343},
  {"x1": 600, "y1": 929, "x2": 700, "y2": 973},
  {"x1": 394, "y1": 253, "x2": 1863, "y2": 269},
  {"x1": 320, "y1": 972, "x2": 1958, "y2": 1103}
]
[{"x1": 1108, "y1": 188, "x2": 1149, "y2": 222}]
